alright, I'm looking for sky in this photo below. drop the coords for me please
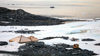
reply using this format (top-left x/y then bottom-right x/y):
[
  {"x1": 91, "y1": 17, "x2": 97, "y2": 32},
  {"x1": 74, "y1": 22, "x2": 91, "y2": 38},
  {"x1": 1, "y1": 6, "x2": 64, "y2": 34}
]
[
  {"x1": 0, "y1": 0, "x2": 100, "y2": 19},
  {"x1": 0, "y1": 0, "x2": 100, "y2": 7}
]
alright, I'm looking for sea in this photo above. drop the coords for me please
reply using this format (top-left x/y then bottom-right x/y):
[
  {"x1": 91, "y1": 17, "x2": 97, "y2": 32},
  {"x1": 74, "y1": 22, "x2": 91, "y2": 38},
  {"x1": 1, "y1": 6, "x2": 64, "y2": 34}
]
[{"x1": 0, "y1": 0, "x2": 100, "y2": 19}]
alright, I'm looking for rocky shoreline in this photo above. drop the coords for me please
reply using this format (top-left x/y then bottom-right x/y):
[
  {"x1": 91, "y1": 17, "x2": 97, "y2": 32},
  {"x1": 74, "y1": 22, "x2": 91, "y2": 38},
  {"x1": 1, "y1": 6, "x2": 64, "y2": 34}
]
[
  {"x1": 0, "y1": 42, "x2": 97, "y2": 56},
  {"x1": 0, "y1": 7, "x2": 99, "y2": 56},
  {"x1": 0, "y1": 7, "x2": 65, "y2": 26},
  {"x1": 0, "y1": 7, "x2": 86, "y2": 26}
]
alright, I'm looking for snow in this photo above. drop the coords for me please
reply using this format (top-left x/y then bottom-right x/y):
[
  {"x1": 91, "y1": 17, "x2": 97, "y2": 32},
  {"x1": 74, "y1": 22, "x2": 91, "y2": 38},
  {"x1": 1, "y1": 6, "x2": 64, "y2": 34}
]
[
  {"x1": 0, "y1": 20, "x2": 100, "y2": 56},
  {"x1": 0, "y1": 42, "x2": 24, "y2": 52}
]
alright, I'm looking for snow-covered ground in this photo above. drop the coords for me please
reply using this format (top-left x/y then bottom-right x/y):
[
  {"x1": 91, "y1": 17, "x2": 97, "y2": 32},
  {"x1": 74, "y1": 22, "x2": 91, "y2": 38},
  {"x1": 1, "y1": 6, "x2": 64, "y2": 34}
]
[{"x1": 0, "y1": 20, "x2": 100, "y2": 56}]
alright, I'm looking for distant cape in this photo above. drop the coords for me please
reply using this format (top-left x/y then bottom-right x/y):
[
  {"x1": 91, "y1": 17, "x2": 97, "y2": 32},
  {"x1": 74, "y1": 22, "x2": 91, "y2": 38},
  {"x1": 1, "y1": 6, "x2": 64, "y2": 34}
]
[{"x1": 0, "y1": 7, "x2": 65, "y2": 26}]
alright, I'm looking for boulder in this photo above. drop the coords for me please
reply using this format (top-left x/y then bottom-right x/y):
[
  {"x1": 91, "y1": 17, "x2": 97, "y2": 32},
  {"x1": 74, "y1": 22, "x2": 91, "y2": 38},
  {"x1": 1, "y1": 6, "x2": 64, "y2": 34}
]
[
  {"x1": 82, "y1": 38, "x2": 95, "y2": 41},
  {"x1": 71, "y1": 38, "x2": 79, "y2": 41},
  {"x1": 95, "y1": 43, "x2": 100, "y2": 46},
  {"x1": 0, "y1": 41, "x2": 8, "y2": 46}
]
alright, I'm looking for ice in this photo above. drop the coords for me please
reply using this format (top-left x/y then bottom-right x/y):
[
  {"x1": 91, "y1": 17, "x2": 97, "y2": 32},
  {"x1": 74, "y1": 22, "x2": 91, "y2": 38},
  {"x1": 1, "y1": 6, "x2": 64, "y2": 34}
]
[
  {"x1": 0, "y1": 42, "x2": 24, "y2": 52},
  {"x1": 0, "y1": 20, "x2": 100, "y2": 55}
]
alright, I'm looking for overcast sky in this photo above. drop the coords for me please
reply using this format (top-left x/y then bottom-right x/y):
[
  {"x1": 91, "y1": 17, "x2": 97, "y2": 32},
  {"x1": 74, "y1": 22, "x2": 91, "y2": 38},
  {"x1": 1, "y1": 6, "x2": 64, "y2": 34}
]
[{"x1": 0, "y1": 0, "x2": 100, "y2": 6}]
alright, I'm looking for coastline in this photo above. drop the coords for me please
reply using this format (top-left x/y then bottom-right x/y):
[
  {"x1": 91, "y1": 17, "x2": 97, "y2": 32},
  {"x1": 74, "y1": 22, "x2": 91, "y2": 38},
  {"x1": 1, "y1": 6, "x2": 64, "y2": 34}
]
[{"x1": 0, "y1": 7, "x2": 100, "y2": 56}]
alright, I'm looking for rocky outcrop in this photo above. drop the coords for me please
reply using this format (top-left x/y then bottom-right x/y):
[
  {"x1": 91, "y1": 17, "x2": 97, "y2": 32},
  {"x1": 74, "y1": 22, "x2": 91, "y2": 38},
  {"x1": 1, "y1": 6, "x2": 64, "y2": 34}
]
[
  {"x1": 18, "y1": 42, "x2": 97, "y2": 56},
  {"x1": 0, "y1": 7, "x2": 11, "y2": 13},
  {"x1": 70, "y1": 38, "x2": 79, "y2": 41},
  {"x1": 95, "y1": 43, "x2": 100, "y2": 46},
  {"x1": 0, "y1": 7, "x2": 65, "y2": 26},
  {"x1": 82, "y1": 38, "x2": 95, "y2": 41},
  {"x1": 15, "y1": 30, "x2": 40, "y2": 34},
  {"x1": 40, "y1": 36, "x2": 69, "y2": 40},
  {"x1": 0, "y1": 41, "x2": 8, "y2": 46}
]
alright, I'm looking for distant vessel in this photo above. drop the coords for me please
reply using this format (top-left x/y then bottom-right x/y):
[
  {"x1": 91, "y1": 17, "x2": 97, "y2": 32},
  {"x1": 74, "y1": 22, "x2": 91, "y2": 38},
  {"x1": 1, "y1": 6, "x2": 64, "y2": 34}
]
[{"x1": 50, "y1": 6, "x2": 55, "y2": 8}]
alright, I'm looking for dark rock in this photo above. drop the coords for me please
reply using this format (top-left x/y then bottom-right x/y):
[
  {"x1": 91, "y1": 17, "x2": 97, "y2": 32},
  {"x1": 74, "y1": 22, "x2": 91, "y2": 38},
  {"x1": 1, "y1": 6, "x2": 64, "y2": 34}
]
[
  {"x1": 15, "y1": 30, "x2": 40, "y2": 34},
  {"x1": 1, "y1": 30, "x2": 40, "y2": 34},
  {"x1": 85, "y1": 43, "x2": 88, "y2": 44},
  {"x1": 0, "y1": 51, "x2": 18, "y2": 55},
  {"x1": 94, "y1": 43, "x2": 100, "y2": 46},
  {"x1": 0, "y1": 7, "x2": 65, "y2": 26},
  {"x1": 18, "y1": 42, "x2": 97, "y2": 56},
  {"x1": 40, "y1": 36, "x2": 69, "y2": 40},
  {"x1": 54, "y1": 43, "x2": 73, "y2": 48},
  {"x1": 50, "y1": 6, "x2": 55, "y2": 8},
  {"x1": 0, "y1": 41, "x2": 8, "y2": 46},
  {"x1": 0, "y1": 7, "x2": 11, "y2": 13},
  {"x1": 82, "y1": 38, "x2": 95, "y2": 41},
  {"x1": 1, "y1": 31, "x2": 13, "y2": 33},
  {"x1": 71, "y1": 38, "x2": 79, "y2": 41}
]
